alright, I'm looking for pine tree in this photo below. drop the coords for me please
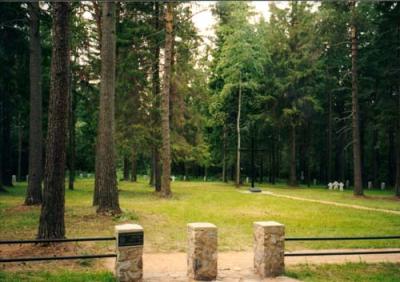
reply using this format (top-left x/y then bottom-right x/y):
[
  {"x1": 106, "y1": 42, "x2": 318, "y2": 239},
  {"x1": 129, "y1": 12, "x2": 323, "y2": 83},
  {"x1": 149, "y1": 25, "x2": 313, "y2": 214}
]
[
  {"x1": 350, "y1": 0, "x2": 363, "y2": 196},
  {"x1": 94, "y1": 2, "x2": 121, "y2": 214},
  {"x1": 38, "y1": 2, "x2": 70, "y2": 239},
  {"x1": 25, "y1": 2, "x2": 43, "y2": 205},
  {"x1": 160, "y1": 2, "x2": 174, "y2": 197}
]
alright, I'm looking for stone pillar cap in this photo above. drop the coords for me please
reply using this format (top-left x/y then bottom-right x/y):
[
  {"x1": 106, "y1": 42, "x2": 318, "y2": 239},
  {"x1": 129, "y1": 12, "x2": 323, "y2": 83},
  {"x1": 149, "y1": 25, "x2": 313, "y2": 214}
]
[
  {"x1": 187, "y1": 222, "x2": 217, "y2": 229},
  {"x1": 115, "y1": 223, "x2": 143, "y2": 233},
  {"x1": 254, "y1": 221, "x2": 284, "y2": 227}
]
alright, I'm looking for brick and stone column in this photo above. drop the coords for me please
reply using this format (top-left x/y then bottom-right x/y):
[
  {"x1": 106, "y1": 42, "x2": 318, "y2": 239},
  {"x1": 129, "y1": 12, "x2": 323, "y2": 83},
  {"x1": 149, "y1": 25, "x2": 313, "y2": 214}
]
[
  {"x1": 115, "y1": 223, "x2": 144, "y2": 282},
  {"x1": 253, "y1": 221, "x2": 285, "y2": 278},
  {"x1": 187, "y1": 222, "x2": 218, "y2": 281}
]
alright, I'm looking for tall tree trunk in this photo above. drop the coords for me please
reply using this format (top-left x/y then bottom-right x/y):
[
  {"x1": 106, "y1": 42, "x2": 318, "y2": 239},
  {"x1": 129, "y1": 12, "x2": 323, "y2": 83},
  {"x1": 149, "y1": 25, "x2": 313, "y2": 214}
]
[
  {"x1": 149, "y1": 157, "x2": 154, "y2": 186},
  {"x1": 131, "y1": 146, "x2": 137, "y2": 182},
  {"x1": 17, "y1": 115, "x2": 22, "y2": 182},
  {"x1": 260, "y1": 154, "x2": 264, "y2": 183},
  {"x1": 350, "y1": 0, "x2": 363, "y2": 196},
  {"x1": 123, "y1": 156, "x2": 130, "y2": 181},
  {"x1": 154, "y1": 150, "x2": 161, "y2": 190},
  {"x1": 150, "y1": 2, "x2": 161, "y2": 191},
  {"x1": 271, "y1": 131, "x2": 276, "y2": 184},
  {"x1": 276, "y1": 128, "x2": 281, "y2": 181},
  {"x1": 372, "y1": 128, "x2": 378, "y2": 188},
  {"x1": 222, "y1": 125, "x2": 227, "y2": 182},
  {"x1": 37, "y1": 3, "x2": 70, "y2": 239},
  {"x1": 25, "y1": 2, "x2": 43, "y2": 204},
  {"x1": 68, "y1": 71, "x2": 76, "y2": 191},
  {"x1": 235, "y1": 73, "x2": 242, "y2": 188},
  {"x1": 160, "y1": 2, "x2": 173, "y2": 197},
  {"x1": 94, "y1": 2, "x2": 121, "y2": 214},
  {"x1": 0, "y1": 96, "x2": 4, "y2": 192},
  {"x1": 1, "y1": 102, "x2": 12, "y2": 187},
  {"x1": 396, "y1": 90, "x2": 400, "y2": 197},
  {"x1": 388, "y1": 129, "x2": 396, "y2": 186},
  {"x1": 395, "y1": 18, "x2": 400, "y2": 197},
  {"x1": 289, "y1": 125, "x2": 297, "y2": 186},
  {"x1": 327, "y1": 89, "x2": 333, "y2": 182}
]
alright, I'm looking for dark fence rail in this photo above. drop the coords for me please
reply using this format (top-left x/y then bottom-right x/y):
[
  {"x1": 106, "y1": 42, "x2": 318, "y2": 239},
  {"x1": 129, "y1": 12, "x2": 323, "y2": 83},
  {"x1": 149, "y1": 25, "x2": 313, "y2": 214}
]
[
  {"x1": 285, "y1": 235, "x2": 400, "y2": 241},
  {"x1": 1, "y1": 234, "x2": 400, "y2": 263},
  {"x1": 0, "y1": 236, "x2": 117, "y2": 263},
  {"x1": 285, "y1": 250, "x2": 400, "y2": 257},
  {"x1": 0, "y1": 254, "x2": 117, "y2": 263},
  {"x1": 0, "y1": 236, "x2": 116, "y2": 245}
]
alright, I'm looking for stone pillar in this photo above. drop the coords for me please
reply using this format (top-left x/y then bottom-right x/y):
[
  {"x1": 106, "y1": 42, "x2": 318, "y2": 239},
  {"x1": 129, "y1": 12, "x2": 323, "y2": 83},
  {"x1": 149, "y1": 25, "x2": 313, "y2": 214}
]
[
  {"x1": 253, "y1": 221, "x2": 285, "y2": 278},
  {"x1": 187, "y1": 222, "x2": 218, "y2": 281},
  {"x1": 115, "y1": 224, "x2": 144, "y2": 282}
]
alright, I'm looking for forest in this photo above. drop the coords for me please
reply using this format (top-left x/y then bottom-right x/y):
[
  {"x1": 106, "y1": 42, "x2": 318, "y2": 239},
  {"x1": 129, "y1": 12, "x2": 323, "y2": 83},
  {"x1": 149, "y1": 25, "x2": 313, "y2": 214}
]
[{"x1": 0, "y1": 1, "x2": 399, "y2": 236}]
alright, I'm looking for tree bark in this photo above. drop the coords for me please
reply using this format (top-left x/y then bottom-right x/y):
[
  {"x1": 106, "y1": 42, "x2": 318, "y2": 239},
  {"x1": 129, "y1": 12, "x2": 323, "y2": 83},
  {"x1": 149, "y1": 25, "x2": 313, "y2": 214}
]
[
  {"x1": 149, "y1": 157, "x2": 154, "y2": 186},
  {"x1": 350, "y1": 0, "x2": 363, "y2": 196},
  {"x1": 222, "y1": 125, "x2": 227, "y2": 182},
  {"x1": 67, "y1": 69, "x2": 76, "y2": 191},
  {"x1": 160, "y1": 2, "x2": 173, "y2": 197},
  {"x1": 0, "y1": 96, "x2": 3, "y2": 192},
  {"x1": 327, "y1": 89, "x2": 333, "y2": 182},
  {"x1": 1, "y1": 102, "x2": 12, "y2": 187},
  {"x1": 235, "y1": 73, "x2": 242, "y2": 188},
  {"x1": 17, "y1": 116, "x2": 22, "y2": 181},
  {"x1": 289, "y1": 125, "x2": 297, "y2": 186},
  {"x1": 123, "y1": 156, "x2": 130, "y2": 181},
  {"x1": 372, "y1": 128, "x2": 378, "y2": 188},
  {"x1": 37, "y1": 2, "x2": 70, "y2": 239},
  {"x1": 396, "y1": 89, "x2": 400, "y2": 197},
  {"x1": 94, "y1": 2, "x2": 121, "y2": 214},
  {"x1": 131, "y1": 146, "x2": 137, "y2": 182},
  {"x1": 151, "y1": 2, "x2": 161, "y2": 191},
  {"x1": 395, "y1": 17, "x2": 400, "y2": 197}
]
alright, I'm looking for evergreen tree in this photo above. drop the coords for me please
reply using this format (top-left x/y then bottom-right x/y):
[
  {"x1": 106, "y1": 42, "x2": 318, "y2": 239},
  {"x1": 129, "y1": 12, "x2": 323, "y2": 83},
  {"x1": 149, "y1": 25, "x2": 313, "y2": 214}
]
[
  {"x1": 94, "y1": 2, "x2": 121, "y2": 214},
  {"x1": 38, "y1": 2, "x2": 70, "y2": 239}
]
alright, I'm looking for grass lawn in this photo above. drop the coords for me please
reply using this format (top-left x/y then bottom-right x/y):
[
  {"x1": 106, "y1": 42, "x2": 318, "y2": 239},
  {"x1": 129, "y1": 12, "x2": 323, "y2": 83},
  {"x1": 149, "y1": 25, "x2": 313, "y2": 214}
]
[
  {"x1": 1, "y1": 263, "x2": 399, "y2": 281},
  {"x1": 258, "y1": 183, "x2": 400, "y2": 211},
  {"x1": 0, "y1": 270, "x2": 115, "y2": 282},
  {"x1": 286, "y1": 262, "x2": 400, "y2": 282},
  {"x1": 0, "y1": 179, "x2": 399, "y2": 252}
]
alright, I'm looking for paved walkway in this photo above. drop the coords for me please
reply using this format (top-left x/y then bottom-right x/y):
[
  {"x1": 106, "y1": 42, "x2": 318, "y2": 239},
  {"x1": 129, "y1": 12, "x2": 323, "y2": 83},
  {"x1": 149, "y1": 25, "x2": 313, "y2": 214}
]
[
  {"x1": 240, "y1": 190, "x2": 400, "y2": 215},
  {"x1": 105, "y1": 249, "x2": 400, "y2": 281}
]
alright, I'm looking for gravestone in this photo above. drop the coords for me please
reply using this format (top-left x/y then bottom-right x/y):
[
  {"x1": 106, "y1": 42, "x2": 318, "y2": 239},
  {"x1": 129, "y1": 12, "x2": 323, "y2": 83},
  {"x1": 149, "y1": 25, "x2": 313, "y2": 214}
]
[
  {"x1": 328, "y1": 182, "x2": 333, "y2": 190},
  {"x1": 313, "y1": 179, "x2": 317, "y2": 185},
  {"x1": 345, "y1": 180, "x2": 350, "y2": 188},
  {"x1": 12, "y1": 175, "x2": 16, "y2": 184},
  {"x1": 339, "y1": 182, "x2": 344, "y2": 191},
  {"x1": 381, "y1": 182, "x2": 386, "y2": 190},
  {"x1": 333, "y1": 181, "x2": 339, "y2": 190},
  {"x1": 26, "y1": 175, "x2": 29, "y2": 182},
  {"x1": 368, "y1": 181, "x2": 372, "y2": 189}
]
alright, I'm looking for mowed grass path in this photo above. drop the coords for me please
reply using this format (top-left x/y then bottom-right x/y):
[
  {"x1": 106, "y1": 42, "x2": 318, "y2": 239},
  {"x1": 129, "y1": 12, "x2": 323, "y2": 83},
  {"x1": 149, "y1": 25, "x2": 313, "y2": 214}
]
[
  {"x1": 258, "y1": 183, "x2": 400, "y2": 212},
  {"x1": 0, "y1": 179, "x2": 399, "y2": 251}
]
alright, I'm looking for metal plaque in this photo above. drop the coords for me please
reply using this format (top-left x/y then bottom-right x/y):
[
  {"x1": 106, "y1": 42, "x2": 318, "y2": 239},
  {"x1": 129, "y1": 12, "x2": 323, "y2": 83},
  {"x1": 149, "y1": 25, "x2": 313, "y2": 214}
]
[{"x1": 118, "y1": 232, "x2": 143, "y2": 247}]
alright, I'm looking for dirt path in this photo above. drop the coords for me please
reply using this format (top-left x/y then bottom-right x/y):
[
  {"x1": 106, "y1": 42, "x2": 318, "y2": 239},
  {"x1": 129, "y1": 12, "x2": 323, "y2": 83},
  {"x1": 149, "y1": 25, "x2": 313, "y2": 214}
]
[
  {"x1": 240, "y1": 191, "x2": 400, "y2": 215},
  {"x1": 104, "y1": 249, "x2": 400, "y2": 281}
]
